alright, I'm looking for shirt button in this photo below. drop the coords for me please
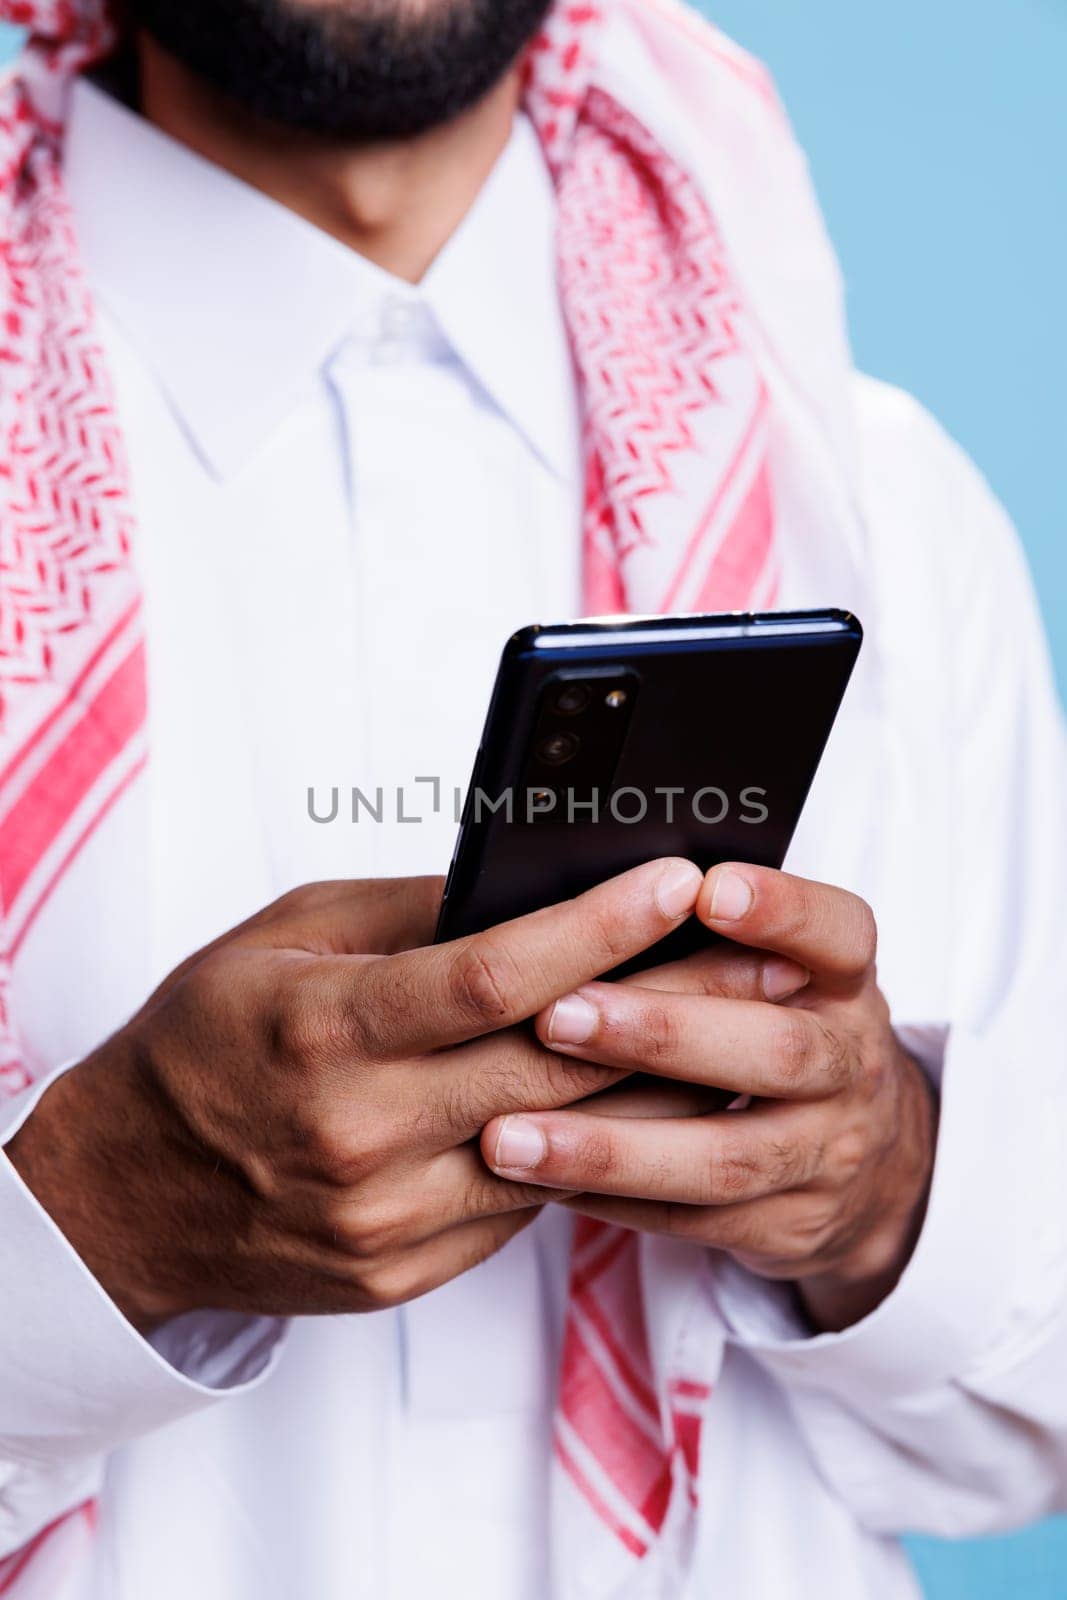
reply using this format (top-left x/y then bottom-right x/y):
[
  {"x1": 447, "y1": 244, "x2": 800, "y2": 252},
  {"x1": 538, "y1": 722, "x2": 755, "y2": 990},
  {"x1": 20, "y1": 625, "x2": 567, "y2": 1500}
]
[
  {"x1": 380, "y1": 296, "x2": 418, "y2": 339},
  {"x1": 372, "y1": 339, "x2": 404, "y2": 366}
]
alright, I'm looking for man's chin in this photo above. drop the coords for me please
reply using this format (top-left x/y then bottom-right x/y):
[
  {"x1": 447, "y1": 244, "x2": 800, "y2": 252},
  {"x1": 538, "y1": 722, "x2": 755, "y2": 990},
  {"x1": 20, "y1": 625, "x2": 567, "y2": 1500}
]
[{"x1": 124, "y1": 0, "x2": 555, "y2": 142}]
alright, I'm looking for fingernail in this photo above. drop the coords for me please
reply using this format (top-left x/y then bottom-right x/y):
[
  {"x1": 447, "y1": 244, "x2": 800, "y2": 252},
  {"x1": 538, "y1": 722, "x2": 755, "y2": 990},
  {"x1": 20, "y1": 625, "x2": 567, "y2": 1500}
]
[
  {"x1": 761, "y1": 958, "x2": 809, "y2": 1001},
  {"x1": 656, "y1": 860, "x2": 704, "y2": 920},
  {"x1": 547, "y1": 993, "x2": 597, "y2": 1045},
  {"x1": 707, "y1": 869, "x2": 754, "y2": 922},
  {"x1": 493, "y1": 1116, "x2": 546, "y2": 1172}
]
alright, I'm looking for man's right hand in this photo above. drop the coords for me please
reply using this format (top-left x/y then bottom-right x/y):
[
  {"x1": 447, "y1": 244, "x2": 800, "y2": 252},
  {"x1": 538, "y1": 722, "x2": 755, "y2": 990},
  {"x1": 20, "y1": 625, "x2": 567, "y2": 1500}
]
[{"x1": 6, "y1": 860, "x2": 702, "y2": 1335}]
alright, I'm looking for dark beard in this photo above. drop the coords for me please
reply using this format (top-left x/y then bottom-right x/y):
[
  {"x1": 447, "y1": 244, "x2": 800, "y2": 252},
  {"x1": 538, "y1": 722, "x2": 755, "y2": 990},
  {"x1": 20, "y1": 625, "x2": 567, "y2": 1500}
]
[{"x1": 121, "y1": 0, "x2": 554, "y2": 141}]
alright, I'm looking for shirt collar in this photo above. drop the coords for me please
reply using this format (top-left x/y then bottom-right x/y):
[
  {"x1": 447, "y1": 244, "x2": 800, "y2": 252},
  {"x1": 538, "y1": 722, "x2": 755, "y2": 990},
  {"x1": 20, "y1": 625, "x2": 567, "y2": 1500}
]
[{"x1": 65, "y1": 78, "x2": 579, "y2": 484}]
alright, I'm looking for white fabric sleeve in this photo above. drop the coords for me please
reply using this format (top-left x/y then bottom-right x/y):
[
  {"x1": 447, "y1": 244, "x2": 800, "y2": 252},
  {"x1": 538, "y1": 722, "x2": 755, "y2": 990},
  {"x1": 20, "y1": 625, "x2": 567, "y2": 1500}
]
[
  {"x1": 0, "y1": 1063, "x2": 287, "y2": 1558},
  {"x1": 714, "y1": 383, "x2": 1067, "y2": 1537}
]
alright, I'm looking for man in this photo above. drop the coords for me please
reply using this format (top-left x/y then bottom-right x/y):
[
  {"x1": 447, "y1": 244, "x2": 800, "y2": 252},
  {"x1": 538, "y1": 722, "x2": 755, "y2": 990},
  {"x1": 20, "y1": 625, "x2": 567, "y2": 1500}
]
[{"x1": 0, "y1": 1, "x2": 1065, "y2": 1597}]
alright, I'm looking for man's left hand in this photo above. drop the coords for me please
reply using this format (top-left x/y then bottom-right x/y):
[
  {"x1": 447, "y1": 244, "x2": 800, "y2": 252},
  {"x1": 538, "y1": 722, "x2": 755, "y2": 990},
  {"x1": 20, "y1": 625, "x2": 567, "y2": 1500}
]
[{"x1": 482, "y1": 864, "x2": 938, "y2": 1332}]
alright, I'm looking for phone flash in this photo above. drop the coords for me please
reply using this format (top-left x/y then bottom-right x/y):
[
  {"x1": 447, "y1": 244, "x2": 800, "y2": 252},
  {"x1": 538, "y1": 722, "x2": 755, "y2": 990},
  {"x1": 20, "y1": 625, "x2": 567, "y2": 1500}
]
[{"x1": 605, "y1": 689, "x2": 628, "y2": 709}]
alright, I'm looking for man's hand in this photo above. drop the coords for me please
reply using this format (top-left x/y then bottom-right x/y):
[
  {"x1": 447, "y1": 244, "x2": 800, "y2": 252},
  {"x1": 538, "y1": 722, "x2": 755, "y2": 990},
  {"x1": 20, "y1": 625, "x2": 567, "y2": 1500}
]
[
  {"x1": 5, "y1": 860, "x2": 704, "y2": 1334},
  {"x1": 482, "y1": 864, "x2": 937, "y2": 1331}
]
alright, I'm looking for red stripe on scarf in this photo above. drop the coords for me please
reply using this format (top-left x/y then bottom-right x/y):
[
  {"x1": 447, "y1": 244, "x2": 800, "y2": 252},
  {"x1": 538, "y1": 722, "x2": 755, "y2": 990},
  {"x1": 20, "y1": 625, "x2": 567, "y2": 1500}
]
[
  {"x1": 10, "y1": 744, "x2": 145, "y2": 958},
  {"x1": 554, "y1": 1434, "x2": 650, "y2": 1559},
  {"x1": 0, "y1": 637, "x2": 145, "y2": 911},
  {"x1": 693, "y1": 456, "x2": 776, "y2": 611},
  {"x1": 0, "y1": 597, "x2": 140, "y2": 794},
  {"x1": 559, "y1": 1328, "x2": 670, "y2": 1534}
]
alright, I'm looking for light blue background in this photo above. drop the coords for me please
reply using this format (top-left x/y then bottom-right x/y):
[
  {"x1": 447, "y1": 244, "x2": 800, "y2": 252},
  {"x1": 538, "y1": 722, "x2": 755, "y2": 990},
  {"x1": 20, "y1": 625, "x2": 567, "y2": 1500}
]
[
  {"x1": 697, "y1": 0, "x2": 1067, "y2": 702},
  {"x1": 691, "y1": 8, "x2": 1067, "y2": 1592},
  {"x1": 687, "y1": 12, "x2": 1067, "y2": 1588},
  {"x1": 3, "y1": 8, "x2": 1065, "y2": 1598}
]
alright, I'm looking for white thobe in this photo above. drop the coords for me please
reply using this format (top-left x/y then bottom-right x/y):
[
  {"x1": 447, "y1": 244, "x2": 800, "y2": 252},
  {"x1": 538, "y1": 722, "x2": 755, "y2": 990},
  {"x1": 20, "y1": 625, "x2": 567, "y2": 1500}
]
[{"x1": 2, "y1": 64, "x2": 1066, "y2": 1600}]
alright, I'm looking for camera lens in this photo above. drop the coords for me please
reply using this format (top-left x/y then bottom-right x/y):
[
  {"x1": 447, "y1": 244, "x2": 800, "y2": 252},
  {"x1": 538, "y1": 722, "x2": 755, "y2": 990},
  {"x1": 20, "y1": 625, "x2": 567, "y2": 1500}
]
[
  {"x1": 537, "y1": 732, "x2": 581, "y2": 766},
  {"x1": 552, "y1": 682, "x2": 592, "y2": 717}
]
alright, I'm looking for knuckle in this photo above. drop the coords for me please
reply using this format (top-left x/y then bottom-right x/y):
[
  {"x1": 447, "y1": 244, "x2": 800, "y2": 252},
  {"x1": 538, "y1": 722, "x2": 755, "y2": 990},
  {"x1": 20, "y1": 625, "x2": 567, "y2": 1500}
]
[
  {"x1": 414, "y1": 1078, "x2": 475, "y2": 1141},
  {"x1": 775, "y1": 1234, "x2": 818, "y2": 1269},
  {"x1": 342, "y1": 964, "x2": 407, "y2": 1062},
  {"x1": 460, "y1": 1170, "x2": 510, "y2": 1219},
  {"x1": 351, "y1": 1257, "x2": 413, "y2": 1312},
  {"x1": 487, "y1": 1050, "x2": 548, "y2": 1115},
  {"x1": 176, "y1": 948, "x2": 245, "y2": 1033},
  {"x1": 271, "y1": 881, "x2": 327, "y2": 920},
  {"x1": 712, "y1": 1206, "x2": 765, "y2": 1251},
  {"x1": 574, "y1": 1126, "x2": 618, "y2": 1185},
  {"x1": 536, "y1": 1049, "x2": 616, "y2": 1107},
  {"x1": 633, "y1": 1001, "x2": 681, "y2": 1068},
  {"x1": 687, "y1": 1162, "x2": 722, "y2": 1208},
  {"x1": 773, "y1": 1010, "x2": 817, "y2": 1091},
  {"x1": 711, "y1": 1137, "x2": 759, "y2": 1202},
  {"x1": 447, "y1": 941, "x2": 525, "y2": 1029},
  {"x1": 857, "y1": 1030, "x2": 893, "y2": 1096},
  {"x1": 781, "y1": 1206, "x2": 834, "y2": 1264},
  {"x1": 461, "y1": 1170, "x2": 539, "y2": 1222},
  {"x1": 582, "y1": 899, "x2": 638, "y2": 972},
  {"x1": 455, "y1": 1040, "x2": 615, "y2": 1129},
  {"x1": 451, "y1": 1076, "x2": 503, "y2": 1137},
  {"x1": 816, "y1": 1019, "x2": 854, "y2": 1090},
  {"x1": 271, "y1": 1000, "x2": 317, "y2": 1067},
  {"x1": 774, "y1": 885, "x2": 815, "y2": 945},
  {"x1": 734, "y1": 1226, "x2": 809, "y2": 1276},
  {"x1": 434, "y1": 1054, "x2": 529, "y2": 1137},
  {"x1": 729, "y1": 1220, "x2": 775, "y2": 1267},
  {"x1": 270, "y1": 977, "x2": 330, "y2": 1066},
  {"x1": 765, "y1": 1137, "x2": 807, "y2": 1190},
  {"x1": 338, "y1": 1194, "x2": 414, "y2": 1261},
  {"x1": 298, "y1": 1108, "x2": 372, "y2": 1185},
  {"x1": 830, "y1": 1123, "x2": 868, "y2": 1183},
  {"x1": 788, "y1": 1214, "x2": 825, "y2": 1260},
  {"x1": 316, "y1": 993, "x2": 367, "y2": 1062},
  {"x1": 642, "y1": 1151, "x2": 679, "y2": 1201}
]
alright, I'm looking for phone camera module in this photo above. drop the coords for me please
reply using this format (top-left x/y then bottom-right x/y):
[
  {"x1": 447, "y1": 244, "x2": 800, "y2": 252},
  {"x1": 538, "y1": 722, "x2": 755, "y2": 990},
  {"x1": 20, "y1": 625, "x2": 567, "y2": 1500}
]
[
  {"x1": 537, "y1": 732, "x2": 581, "y2": 766},
  {"x1": 552, "y1": 682, "x2": 592, "y2": 717}
]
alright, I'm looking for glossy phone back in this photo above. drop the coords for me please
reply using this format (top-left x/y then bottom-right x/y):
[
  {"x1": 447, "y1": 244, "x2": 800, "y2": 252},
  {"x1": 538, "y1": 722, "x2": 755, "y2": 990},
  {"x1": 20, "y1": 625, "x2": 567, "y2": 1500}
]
[{"x1": 435, "y1": 610, "x2": 862, "y2": 970}]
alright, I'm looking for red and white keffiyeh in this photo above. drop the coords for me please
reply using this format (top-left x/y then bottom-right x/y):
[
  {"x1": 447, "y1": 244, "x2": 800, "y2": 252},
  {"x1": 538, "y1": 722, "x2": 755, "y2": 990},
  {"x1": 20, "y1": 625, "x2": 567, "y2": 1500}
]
[{"x1": 0, "y1": 2, "x2": 859, "y2": 1595}]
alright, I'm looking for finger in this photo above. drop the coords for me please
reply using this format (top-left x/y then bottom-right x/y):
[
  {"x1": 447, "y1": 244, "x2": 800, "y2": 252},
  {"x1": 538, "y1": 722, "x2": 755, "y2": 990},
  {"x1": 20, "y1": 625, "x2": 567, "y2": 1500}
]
[
  {"x1": 343, "y1": 1208, "x2": 542, "y2": 1312},
  {"x1": 533, "y1": 985, "x2": 852, "y2": 1100},
  {"x1": 401, "y1": 1031, "x2": 628, "y2": 1148},
  {"x1": 328, "y1": 1144, "x2": 577, "y2": 1255},
  {"x1": 696, "y1": 865, "x2": 877, "y2": 988},
  {"x1": 621, "y1": 943, "x2": 810, "y2": 1003},
  {"x1": 570, "y1": 1076, "x2": 731, "y2": 1118},
  {"x1": 154, "y1": 881, "x2": 445, "y2": 1011},
  {"x1": 260, "y1": 877, "x2": 445, "y2": 956},
  {"x1": 412, "y1": 1040, "x2": 729, "y2": 1152},
  {"x1": 558, "y1": 1190, "x2": 834, "y2": 1276},
  {"x1": 346, "y1": 857, "x2": 704, "y2": 1058},
  {"x1": 482, "y1": 1101, "x2": 823, "y2": 1201}
]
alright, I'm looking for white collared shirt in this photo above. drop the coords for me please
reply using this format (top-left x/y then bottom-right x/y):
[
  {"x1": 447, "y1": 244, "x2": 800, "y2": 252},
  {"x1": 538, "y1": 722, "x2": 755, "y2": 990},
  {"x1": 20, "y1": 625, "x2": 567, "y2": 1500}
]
[{"x1": 2, "y1": 67, "x2": 1067, "y2": 1600}]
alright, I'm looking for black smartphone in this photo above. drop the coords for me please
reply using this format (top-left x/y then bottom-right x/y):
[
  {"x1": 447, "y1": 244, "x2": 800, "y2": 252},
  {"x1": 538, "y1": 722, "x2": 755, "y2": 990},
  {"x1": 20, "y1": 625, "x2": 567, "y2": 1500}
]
[{"x1": 435, "y1": 609, "x2": 862, "y2": 971}]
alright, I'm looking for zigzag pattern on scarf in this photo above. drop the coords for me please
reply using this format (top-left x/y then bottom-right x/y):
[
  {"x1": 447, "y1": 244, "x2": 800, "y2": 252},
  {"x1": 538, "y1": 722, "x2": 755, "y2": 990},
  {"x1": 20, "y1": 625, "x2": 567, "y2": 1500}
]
[{"x1": 559, "y1": 91, "x2": 745, "y2": 558}]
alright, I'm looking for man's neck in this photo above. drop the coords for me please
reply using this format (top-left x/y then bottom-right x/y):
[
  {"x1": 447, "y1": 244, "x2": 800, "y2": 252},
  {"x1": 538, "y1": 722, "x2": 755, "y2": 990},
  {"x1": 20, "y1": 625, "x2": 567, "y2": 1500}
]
[{"x1": 136, "y1": 35, "x2": 522, "y2": 283}]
